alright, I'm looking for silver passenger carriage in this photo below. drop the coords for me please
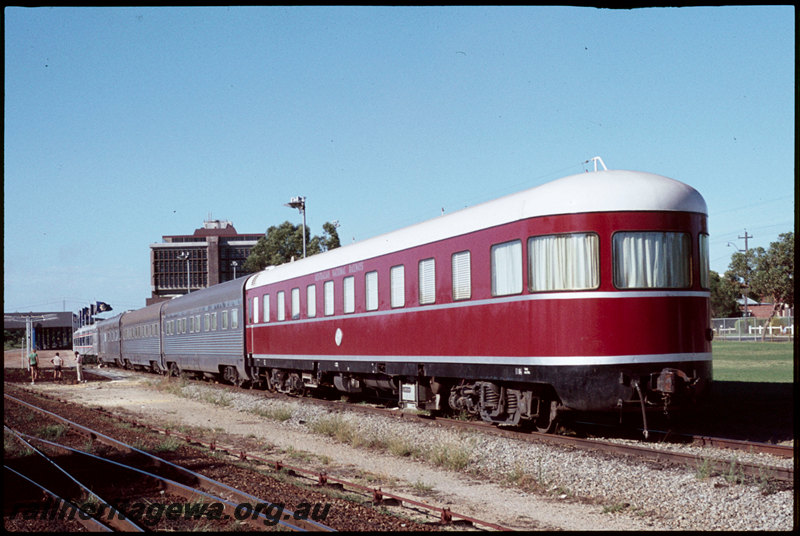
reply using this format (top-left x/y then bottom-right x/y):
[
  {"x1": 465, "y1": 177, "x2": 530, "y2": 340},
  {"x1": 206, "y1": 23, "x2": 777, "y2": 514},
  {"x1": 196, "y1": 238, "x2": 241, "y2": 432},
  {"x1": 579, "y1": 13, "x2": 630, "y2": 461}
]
[
  {"x1": 119, "y1": 301, "x2": 166, "y2": 373},
  {"x1": 72, "y1": 324, "x2": 98, "y2": 363},
  {"x1": 162, "y1": 277, "x2": 248, "y2": 384},
  {"x1": 96, "y1": 313, "x2": 124, "y2": 366}
]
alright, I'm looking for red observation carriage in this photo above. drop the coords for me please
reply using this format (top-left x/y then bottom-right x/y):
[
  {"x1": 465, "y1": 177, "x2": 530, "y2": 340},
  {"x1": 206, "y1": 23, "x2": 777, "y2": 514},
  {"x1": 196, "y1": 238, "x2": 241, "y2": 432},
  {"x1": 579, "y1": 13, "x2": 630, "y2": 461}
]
[{"x1": 244, "y1": 167, "x2": 712, "y2": 432}]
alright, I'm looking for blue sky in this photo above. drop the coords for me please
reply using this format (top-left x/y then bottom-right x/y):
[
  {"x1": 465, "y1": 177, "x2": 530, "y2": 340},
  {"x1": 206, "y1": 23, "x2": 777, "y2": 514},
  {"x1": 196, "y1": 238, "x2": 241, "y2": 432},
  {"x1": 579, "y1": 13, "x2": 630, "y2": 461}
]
[{"x1": 4, "y1": 6, "x2": 794, "y2": 314}]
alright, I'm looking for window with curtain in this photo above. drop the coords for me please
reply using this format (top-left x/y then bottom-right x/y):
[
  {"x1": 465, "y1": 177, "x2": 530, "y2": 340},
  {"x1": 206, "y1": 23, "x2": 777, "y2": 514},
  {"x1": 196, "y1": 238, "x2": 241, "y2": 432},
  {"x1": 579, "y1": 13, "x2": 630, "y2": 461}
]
[
  {"x1": 324, "y1": 281, "x2": 334, "y2": 316},
  {"x1": 452, "y1": 251, "x2": 471, "y2": 300},
  {"x1": 277, "y1": 291, "x2": 285, "y2": 321},
  {"x1": 343, "y1": 276, "x2": 355, "y2": 313},
  {"x1": 699, "y1": 234, "x2": 709, "y2": 289},
  {"x1": 419, "y1": 258, "x2": 436, "y2": 304},
  {"x1": 307, "y1": 285, "x2": 316, "y2": 318},
  {"x1": 365, "y1": 271, "x2": 378, "y2": 311},
  {"x1": 491, "y1": 240, "x2": 522, "y2": 296},
  {"x1": 613, "y1": 231, "x2": 691, "y2": 288},
  {"x1": 528, "y1": 233, "x2": 599, "y2": 291},
  {"x1": 291, "y1": 288, "x2": 300, "y2": 319},
  {"x1": 390, "y1": 265, "x2": 405, "y2": 308}
]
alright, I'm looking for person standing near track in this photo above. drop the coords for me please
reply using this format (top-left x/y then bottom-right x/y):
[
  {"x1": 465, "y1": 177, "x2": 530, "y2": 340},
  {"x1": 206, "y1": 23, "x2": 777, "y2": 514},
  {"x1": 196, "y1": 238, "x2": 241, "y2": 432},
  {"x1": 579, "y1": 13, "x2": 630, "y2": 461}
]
[
  {"x1": 52, "y1": 352, "x2": 63, "y2": 381},
  {"x1": 75, "y1": 351, "x2": 83, "y2": 383},
  {"x1": 28, "y1": 349, "x2": 39, "y2": 384}
]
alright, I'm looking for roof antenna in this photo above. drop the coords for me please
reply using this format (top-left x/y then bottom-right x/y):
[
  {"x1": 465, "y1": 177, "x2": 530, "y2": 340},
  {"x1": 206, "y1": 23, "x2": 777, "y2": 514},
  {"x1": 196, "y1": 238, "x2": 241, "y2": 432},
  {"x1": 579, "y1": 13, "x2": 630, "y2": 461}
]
[{"x1": 584, "y1": 156, "x2": 607, "y2": 172}]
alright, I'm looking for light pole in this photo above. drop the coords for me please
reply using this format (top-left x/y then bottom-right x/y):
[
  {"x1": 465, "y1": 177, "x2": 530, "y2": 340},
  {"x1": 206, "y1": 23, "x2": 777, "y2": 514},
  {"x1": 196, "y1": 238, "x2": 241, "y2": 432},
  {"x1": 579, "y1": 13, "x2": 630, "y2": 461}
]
[
  {"x1": 231, "y1": 260, "x2": 238, "y2": 279},
  {"x1": 178, "y1": 251, "x2": 191, "y2": 294},
  {"x1": 727, "y1": 229, "x2": 753, "y2": 318},
  {"x1": 285, "y1": 196, "x2": 307, "y2": 258}
]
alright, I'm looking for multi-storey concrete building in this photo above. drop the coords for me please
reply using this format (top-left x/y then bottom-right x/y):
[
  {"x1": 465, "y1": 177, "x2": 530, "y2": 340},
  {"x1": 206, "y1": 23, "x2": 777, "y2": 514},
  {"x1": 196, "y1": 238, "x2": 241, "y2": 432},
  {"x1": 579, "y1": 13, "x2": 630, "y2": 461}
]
[{"x1": 148, "y1": 219, "x2": 260, "y2": 305}]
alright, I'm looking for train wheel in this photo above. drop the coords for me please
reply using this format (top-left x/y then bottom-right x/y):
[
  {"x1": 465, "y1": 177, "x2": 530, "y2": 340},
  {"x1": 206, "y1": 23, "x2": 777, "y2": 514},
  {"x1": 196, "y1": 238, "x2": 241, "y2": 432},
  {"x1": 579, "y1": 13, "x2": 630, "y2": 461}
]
[
  {"x1": 535, "y1": 400, "x2": 560, "y2": 434},
  {"x1": 169, "y1": 362, "x2": 180, "y2": 378},
  {"x1": 222, "y1": 366, "x2": 239, "y2": 386}
]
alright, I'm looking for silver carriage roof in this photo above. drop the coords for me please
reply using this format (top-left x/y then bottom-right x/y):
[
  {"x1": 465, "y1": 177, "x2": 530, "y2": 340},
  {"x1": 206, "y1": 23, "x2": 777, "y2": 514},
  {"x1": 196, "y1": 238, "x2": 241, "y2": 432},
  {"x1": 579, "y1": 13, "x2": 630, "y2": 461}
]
[{"x1": 246, "y1": 169, "x2": 707, "y2": 290}]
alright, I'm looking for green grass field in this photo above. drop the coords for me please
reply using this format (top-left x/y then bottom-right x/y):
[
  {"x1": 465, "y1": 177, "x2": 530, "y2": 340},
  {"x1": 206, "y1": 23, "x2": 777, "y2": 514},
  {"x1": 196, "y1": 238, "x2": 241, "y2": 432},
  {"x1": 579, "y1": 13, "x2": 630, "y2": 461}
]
[{"x1": 711, "y1": 341, "x2": 794, "y2": 383}]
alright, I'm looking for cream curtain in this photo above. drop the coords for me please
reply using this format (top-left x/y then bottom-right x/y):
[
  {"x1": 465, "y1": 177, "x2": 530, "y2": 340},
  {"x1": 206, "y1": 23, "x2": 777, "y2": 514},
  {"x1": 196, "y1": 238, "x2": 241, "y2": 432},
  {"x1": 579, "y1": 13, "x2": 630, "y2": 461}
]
[
  {"x1": 614, "y1": 232, "x2": 691, "y2": 288},
  {"x1": 529, "y1": 233, "x2": 599, "y2": 291}
]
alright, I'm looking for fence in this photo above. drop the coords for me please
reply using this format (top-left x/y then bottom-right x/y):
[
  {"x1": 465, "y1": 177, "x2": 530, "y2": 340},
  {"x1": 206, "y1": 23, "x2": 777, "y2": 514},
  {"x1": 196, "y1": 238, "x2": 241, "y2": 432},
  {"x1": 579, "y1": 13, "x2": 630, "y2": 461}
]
[{"x1": 712, "y1": 316, "x2": 794, "y2": 342}]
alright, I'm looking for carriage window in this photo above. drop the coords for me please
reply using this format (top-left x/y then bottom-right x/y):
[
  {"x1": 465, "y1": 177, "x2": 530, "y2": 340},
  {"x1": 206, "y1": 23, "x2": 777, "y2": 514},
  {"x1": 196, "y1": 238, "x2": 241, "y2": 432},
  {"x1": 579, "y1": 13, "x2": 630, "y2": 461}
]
[
  {"x1": 221, "y1": 311, "x2": 228, "y2": 330},
  {"x1": 344, "y1": 276, "x2": 355, "y2": 314},
  {"x1": 529, "y1": 233, "x2": 599, "y2": 291},
  {"x1": 204, "y1": 313, "x2": 210, "y2": 331},
  {"x1": 491, "y1": 240, "x2": 522, "y2": 296},
  {"x1": 419, "y1": 258, "x2": 436, "y2": 304},
  {"x1": 613, "y1": 232, "x2": 691, "y2": 288},
  {"x1": 390, "y1": 265, "x2": 405, "y2": 308},
  {"x1": 365, "y1": 271, "x2": 378, "y2": 311},
  {"x1": 452, "y1": 251, "x2": 471, "y2": 300},
  {"x1": 231, "y1": 309, "x2": 239, "y2": 329},
  {"x1": 291, "y1": 288, "x2": 301, "y2": 319},
  {"x1": 324, "y1": 281, "x2": 334, "y2": 316},
  {"x1": 252, "y1": 297, "x2": 259, "y2": 324},
  {"x1": 307, "y1": 285, "x2": 316, "y2": 318},
  {"x1": 211, "y1": 313, "x2": 217, "y2": 331},
  {"x1": 277, "y1": 291, "x2": 286, "y2": 321},
  {"x1": 262, "y1": 294, "x2": 270, "y2": 323},
  {"x1": 699, "y1": 234, "x2": 710, "y2": 289}
]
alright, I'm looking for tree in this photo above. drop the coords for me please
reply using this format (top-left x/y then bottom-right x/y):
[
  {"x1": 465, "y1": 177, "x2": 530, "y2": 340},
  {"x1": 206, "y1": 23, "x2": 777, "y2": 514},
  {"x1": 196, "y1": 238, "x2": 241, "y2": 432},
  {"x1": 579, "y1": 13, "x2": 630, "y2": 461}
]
[
  {"x1": 726, "y1": 247, "x2": 763, "y2": 308},
  {"x1": 243, "y1": 221, "x2": 341, "y2": 273},
  {"x1": 709, "y1": 270, "x2": 740, "y2": 318},
  {"x1": 749, "y1": 232, "x2": 794, "y2": 339}
]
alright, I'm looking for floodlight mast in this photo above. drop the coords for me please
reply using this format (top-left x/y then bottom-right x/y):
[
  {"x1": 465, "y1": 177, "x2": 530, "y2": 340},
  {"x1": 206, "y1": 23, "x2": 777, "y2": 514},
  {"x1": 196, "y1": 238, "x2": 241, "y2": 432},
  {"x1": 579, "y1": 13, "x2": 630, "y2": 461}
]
[
  {"x1": 177, "y1": 251, "x2": 191, "y2": 294},
  {"x1": 285, "y1": 196, "x2": 307, "y2": 258}
]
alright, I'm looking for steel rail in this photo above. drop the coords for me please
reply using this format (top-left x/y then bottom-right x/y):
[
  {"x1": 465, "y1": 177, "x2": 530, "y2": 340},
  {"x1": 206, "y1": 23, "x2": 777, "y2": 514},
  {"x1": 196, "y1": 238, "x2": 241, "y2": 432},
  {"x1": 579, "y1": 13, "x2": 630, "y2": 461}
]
[
  {"x1": 282, "y1": 393, "x2": 796, "y2": 483},
  {"x1": 9, "y1": 429, "x2": 321, "y2": 532},
  {"x1": 3, "y1": 465, "x2": 114, "y2": 532},
  {"x1": 416, "y1": 415, "x2": 795, "y2": 483},
  {"x1": 3, "y1": 425, "x2": 145, "y2": 532},
  {"x1": 277, "y1": 394, "x2": 794, "y2": 484},
  {"x1": 569, "y1": 419, "x2": 794, "y2": 459},
  {"x1": 684, "y1": 435, "x2": 794, "y2": 458},
  {"x1": 4, "y1": 393, "x2": 335, "y2": 532}
]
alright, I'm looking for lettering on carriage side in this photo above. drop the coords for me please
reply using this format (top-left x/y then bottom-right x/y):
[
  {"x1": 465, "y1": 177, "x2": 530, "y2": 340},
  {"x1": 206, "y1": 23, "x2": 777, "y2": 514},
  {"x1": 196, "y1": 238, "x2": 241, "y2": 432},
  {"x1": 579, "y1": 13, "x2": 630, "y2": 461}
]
[
  {"x1": 314, "y1": 270, "x2": 331, "y2": 281},
  {"x1": 348, "y1": 262, "x2": 364, "y2": 274},
  {"x1": 332, "y1": 267, "x2": 347, "y2": 277}
]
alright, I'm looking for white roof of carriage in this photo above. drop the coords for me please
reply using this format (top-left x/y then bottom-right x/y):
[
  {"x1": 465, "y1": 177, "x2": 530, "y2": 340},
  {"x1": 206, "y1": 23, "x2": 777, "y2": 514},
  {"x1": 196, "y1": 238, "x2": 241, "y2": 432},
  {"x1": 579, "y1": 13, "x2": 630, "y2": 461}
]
[{"x1": 246, "y1": 169, "x2": 707, "y2": 290}]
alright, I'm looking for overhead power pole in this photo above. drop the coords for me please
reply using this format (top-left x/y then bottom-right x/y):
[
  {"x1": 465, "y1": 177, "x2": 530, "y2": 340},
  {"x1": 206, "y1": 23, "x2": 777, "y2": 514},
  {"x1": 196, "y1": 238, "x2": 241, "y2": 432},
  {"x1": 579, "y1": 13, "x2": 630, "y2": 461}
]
[{"x1": 738, "y1": 229, "x2": 753, "y2": 318}]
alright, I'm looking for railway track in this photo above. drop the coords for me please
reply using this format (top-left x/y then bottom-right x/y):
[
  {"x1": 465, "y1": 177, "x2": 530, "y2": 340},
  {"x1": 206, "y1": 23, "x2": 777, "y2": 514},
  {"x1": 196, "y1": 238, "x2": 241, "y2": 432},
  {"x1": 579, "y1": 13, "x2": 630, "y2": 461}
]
[
  {"x1": 3, "y1": 387, "x2": 513, "y2": 531},
  {"x1": 39, "y1": 366, "x2": 796, "y2": 484},
  {"x1": 309, "y1": 399, "x2": 794, "y2": 484},
  {"x1": 4, "y1": 393, "x2": 336, "y2": 531},
  {"x1": 567, "y1": 420, "x2": 794, "y2": 459}
]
